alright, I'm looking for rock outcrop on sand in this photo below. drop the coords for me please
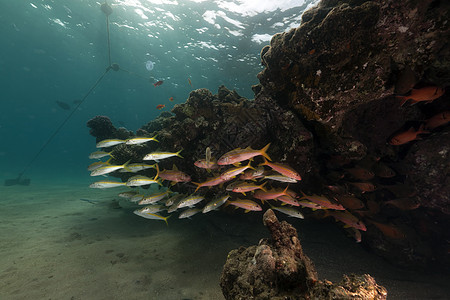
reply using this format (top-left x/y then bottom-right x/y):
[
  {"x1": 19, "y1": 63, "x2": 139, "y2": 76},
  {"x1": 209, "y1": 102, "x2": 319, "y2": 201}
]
[{"x1": 220, "y1": 209, "x2": 387, "y2": 299}]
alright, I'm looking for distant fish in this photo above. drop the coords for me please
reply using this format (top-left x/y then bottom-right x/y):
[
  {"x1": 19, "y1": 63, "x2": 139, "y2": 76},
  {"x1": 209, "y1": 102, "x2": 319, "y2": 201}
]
[
  {"x1": 194, "y1": 158, "x2": 219, "y2": 171},
  {"x1": 143, "y1": 150, "x2": 183, "y2": 161},
  {"x1": 179, "y1": 208, "x2": 202, "y2": 219},
  {"x1": 231, "y1": 181, "x2": 267, "y2": 196},
  {"x1": 153, "y1": 80, "x2": 164, "y2": 87},
  {"x1": 203, "y1": 195, "x2": 230, "y2": 213},
  {"x1": 118, "y1": 163, "x2": 156, "y2": 173},
  {"x1": 159, "y1": 165, "x2": 191, "y2": 184},
  {"x1": 220, "y1": 161, "x2": 255, "y2": 181},
  {"x1": 389, "y1": 125, "x2": 429, "y2": 145},
  {"x1": 87, "y1": 159, "x2": 110, "y2": 171},
  {"x1": 56, "y1": 100, "x2": 70, "y2": 110},
  {"x1": 259, "y1": 158, "x2": 302, "y2": 181},
  {"x1": 345, "y1": 166, "x2": 374, "y2": 181},
  {"x1": 188, "y1": 78, "x2": 192, "y2": 86},
  {"x1": 299, "y1": 191, "x2": 345, "y2": 210},
  {"x1": 90, "y1": 160, "x2": 131, "y2": 176},
  {"x1": 138, "y1": 190, "x2": 171, "y2": 205},
  {"x1": 397, "y1": 86, "x2": 445, "y2": 106},
  {"x1": 263, "y1": 174, "x2": 298, "y2": 183},
  {"x1": 348, "y1": 182, "x2": 376, "y2": 193},
  {"x1": 89, "y1": 180, "x2": 127, "y2": 189},
  {"x1": 133, "y1": 210, "x2": 170, "y2": 225},
  {"x1": 89, "y1": 150, "x2": 114, "y2": 159},
  {"x1": 177, "y1": 195, "x2": 205, "y2": 209},
  {"x1": 126, "y1": 175, "x2": 161, "y2": 187},
  {"x1": 269, "y1": 204, "x2": 304, "y2": 219},
  {"x1": 118, "y1": 191, "x2": 139, "y2": 199},
  {"x1": 169, "y1": 97, "x2": 174, "y2": 101},
  {"x1": 424, "y1": 111, "x2": 450, "y2": 130},
  {"x1": 138, "y1": 205, "x2": 166, "y2": 214},
  {"x1": 125, "y1": 134, "x2": 159, "y2": 145},
  {"x1": 217, "y1": 143, "x2": 271, "y2": 165},
  {"x1": 228, "y1": 199, "x2": 262, "y2": 212},
  {"x1": 156, "y1": 104, "x2": 165, "y2": 110},
  {"x1": 329, "y1": 211, "x2": 367, "y2": 231},
  {"x1": 192, "y1": 175, "x2": 228, "y2": 192},
  {"x1": 96, "y1": 138, "x2": 126, "y2": 148},
  {"x1": 73, "y1": 99, "x2": 83, "y2": 105}
]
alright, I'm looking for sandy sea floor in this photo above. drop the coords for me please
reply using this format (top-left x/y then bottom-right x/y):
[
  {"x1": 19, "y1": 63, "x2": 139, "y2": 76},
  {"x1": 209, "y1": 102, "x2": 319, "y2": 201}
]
[{"x1": 1, "y1": 180, "x2": 449, "y2": 299}]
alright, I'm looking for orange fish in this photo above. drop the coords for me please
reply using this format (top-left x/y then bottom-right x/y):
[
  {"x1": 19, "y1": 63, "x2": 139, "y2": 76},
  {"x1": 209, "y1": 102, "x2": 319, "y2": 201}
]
[
  {"x1": 384, "y1": 197, "x2": 420, "y2": 210},
  {"x1": 389, "y1": 125, "x2": 429, "y2": 145},
  {"x1": 228, "y1": 199, "x2": 262, "y2": 212},
  {"x1": 153, "y1": 80, "x2": 164, "y2": 87},
  {"x1": 194, "y1": 159, "x2": 219, "y2": 171},
  {"x1": 348, "y1": 182, "x2": 376, "y2": 193},
  {"x1": 424, "y1": 111, "x2": 450, "y2": 130},
  {"x1": 253, "y1": 186, "x2": 290, "y2": 202},
  {"x1": 188, "y1": 78, "x2": 192, "y2": 86},
  {"x1": 334, "y1": 195, "x2": 365, "y2": 210},
  {"x1": 259, "y1": 158, "x2": 302, "y2": 181},
  {"x1": 156, "y1": 104, "x2": 165, "y2": 110},
  {"x1": 345, "y1": 166, "x2": 374, "y2": 181},
  {"x1": 192, "y1": 175, "x2": 229, "y2": 192},
  {"x1": 367, "y1": 219, "x2": 405, "y2": 240},
  {"x1": 299, "y1": 191, "x2": 345, "y2": 210},
  {"x1": 169, "y1": 97, "x2": 174, "y2": 101},
  {"x1": 397, "y1": 86, "x2": 444, "y2": 106},
  {"x1": 218, "y1": 143, "x2": 271, "y2": 166},
  {"x1": 158, "y1": 165, "x2": 191, "y2": 184},
  {"x1": 329, "y1": 211, "x2": 367, "y2": 231}
]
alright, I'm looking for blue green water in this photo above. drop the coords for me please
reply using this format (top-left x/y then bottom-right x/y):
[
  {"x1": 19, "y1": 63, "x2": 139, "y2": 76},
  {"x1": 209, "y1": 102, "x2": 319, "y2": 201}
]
[{"x1": 0, "y1": 0, "x2": 316, "y2": 182}]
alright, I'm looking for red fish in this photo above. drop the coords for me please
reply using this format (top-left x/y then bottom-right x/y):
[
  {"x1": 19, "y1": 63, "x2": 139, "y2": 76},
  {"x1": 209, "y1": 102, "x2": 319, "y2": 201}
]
[
  {"x1": 397, "y1": 86, "x2": 445, "y2": 106},
  {"x1": 367, "y1": 220, "x2": 406, "y2": 240},
  {"x1": 329, "y1": 211, "x2": 367, "y2": 231},
  {"x1": 153, "y1": 80, "x2": 164, "y2": 87},
  {"x1": 348, "y1": 182, "x2": 376, "y2": 193},
  {"x1": 334, "y1": 195, "x2": 365, "y2": 210},
  {"x1": 345, "y1": 166, "x2": 374, "y2": 180},
  {"x1": 424, "y1": 111, "x2": 450, "y2": 130},
  {"x1": 259, "y1": 158, "x2": 302, "y2": 181},
  {"x1": 389, "y1": 125, "x2": 428, "y2": 145},
  {"x1": 169, "y1": 97, "x2": 174, "y2": 101},
  {"x1": 158, "y1": 165, "x2": 191, "y2": 184},
  {"x1": 218, "y1": 143, "x2": 271, "y2": 166},
  {"x1": 188, "y1": 78, "x2": 192, "y2": 86},
  {"x1": 192, "y1": 175, "x2": 229, "y2": 192},
  {"x1": 299, "y1": 191, "x2": 345, "y2": 210},
  {"x1": 384, "y1": 197, "x2": 420, "y2": 210},
  {"x1": 194, "y1": 159, "x2": 219, "y2": 171},
  {"x1": 156, "y1": 104, "x2": 165, "y2": 110}
]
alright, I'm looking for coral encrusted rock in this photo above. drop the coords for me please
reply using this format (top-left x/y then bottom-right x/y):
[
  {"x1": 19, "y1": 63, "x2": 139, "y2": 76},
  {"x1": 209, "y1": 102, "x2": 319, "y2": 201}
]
[{"x1": 220, "y1": 209, "x2": 387, "y2": 299}]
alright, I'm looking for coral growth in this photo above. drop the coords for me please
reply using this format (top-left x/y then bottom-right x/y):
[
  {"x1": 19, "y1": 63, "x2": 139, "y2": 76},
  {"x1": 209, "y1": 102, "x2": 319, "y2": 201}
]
[{"x1": 220, "y1": 209, "x2": 387, "y2": 299}]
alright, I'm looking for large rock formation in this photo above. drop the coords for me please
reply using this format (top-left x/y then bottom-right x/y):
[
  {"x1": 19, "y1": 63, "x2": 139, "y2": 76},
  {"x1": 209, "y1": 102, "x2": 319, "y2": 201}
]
[{"x1": 87, "y1": 0, "x2": 450, "y2": 269}]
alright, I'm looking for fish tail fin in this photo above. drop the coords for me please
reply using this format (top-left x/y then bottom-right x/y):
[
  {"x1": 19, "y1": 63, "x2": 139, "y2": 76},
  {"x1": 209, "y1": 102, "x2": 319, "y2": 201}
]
[
  {"x1": 105, "y1": 157, "x2": 112, "y2": 165},
  {"x1": 192, "y1": 182, "x2": 201, "y2": 193},
  {"x1": 176, "y1": 149, "x2": 184, "y2": 158},
  {"x1": 247, "y1": 160, "x2": 255, "y2": 170},
  {"x1": 259, "y1": 143, "x2": 271, "y2": 161},
  {"x1": 397, "y1": 96, "x2": 408, "y2": 107},
  {"x1": 282, "y1": 185, "x2": 290, "y2": 196},
  {"x1": 151, "y1": 133, "x2": 159, "y2": 142},
  {"x1": 109, "y1": 152, "x2": 115, "y2": 159},
  {"x1": 164, "y1": 215, "x2": 171, "y2": 226},
  {"x1": 259, "y1": 157, "x2": 269, "y2": 167},
  {"x1": 418, "y1": 123, "x2": 430, "y2": 135},
  {"x1": 260, "y1": 181, "x2": 268, "y2": 192},
  {"x1": 153, "y1": 163, "x2": 160, "y2": 181},
  {"x1": 122, "y1": 159, "x2": 132, "y2": 172}
]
